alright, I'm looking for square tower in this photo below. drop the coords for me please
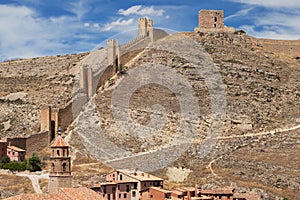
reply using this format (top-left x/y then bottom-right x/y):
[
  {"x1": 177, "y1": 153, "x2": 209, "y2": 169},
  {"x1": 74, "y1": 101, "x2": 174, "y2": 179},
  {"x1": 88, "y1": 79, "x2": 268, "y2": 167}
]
[
  {"x1": 48, "y1": 130, "x2": 72, "y2": 194},
  {"x1": 198, "y1": 10, "x2": 224, "y2": 29}
]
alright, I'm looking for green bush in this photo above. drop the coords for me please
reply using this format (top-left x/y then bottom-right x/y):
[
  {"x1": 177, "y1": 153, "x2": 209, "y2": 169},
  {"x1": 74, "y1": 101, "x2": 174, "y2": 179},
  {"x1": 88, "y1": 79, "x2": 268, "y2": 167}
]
[
  {"x1": 1, "y1": 155, "x2": 10, "y2": 164},
  {"x1": 3, "y1": 161, "x2": 27, "y2": 171},
  {"x1": 27, "y1": 153, "x2": 42, "y2": 172}
]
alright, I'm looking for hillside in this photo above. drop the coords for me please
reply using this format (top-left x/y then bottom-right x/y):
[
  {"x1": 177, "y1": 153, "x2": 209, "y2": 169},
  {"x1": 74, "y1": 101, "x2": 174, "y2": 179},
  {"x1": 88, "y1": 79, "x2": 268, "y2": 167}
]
[{"x1": 0, "y1": 31, "x2": 299, "y2": 199}]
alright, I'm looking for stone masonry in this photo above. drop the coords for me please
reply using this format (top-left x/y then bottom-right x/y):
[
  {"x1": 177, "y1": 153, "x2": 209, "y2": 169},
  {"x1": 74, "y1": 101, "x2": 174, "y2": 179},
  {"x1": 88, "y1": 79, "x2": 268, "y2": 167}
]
[{"x1": 195, "y1": 10, "x2": 234, "y2": 33}]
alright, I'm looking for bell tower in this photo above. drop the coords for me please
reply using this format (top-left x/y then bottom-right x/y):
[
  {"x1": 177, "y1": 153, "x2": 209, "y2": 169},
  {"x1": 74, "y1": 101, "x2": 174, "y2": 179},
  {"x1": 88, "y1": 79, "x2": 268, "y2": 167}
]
[{"x1": 48, "y1": 128, "x2": 72, "y2": 194}]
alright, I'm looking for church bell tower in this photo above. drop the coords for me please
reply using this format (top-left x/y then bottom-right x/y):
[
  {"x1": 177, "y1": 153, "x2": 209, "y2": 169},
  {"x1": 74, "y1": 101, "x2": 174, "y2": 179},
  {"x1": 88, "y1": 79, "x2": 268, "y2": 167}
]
[{"x1": 48, "y1": 128, "x2": 72, "y2": 194}]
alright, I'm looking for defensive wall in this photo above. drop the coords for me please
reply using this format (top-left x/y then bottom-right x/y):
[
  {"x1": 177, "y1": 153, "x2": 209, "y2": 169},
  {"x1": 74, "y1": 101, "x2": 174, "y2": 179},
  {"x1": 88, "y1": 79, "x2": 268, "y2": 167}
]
[
  {"x1": 7, "y1": 131, "x2": 48, "y2": 159},
  {"x1": 258, "y1": 39, "x2": 300, "y2": 58}
]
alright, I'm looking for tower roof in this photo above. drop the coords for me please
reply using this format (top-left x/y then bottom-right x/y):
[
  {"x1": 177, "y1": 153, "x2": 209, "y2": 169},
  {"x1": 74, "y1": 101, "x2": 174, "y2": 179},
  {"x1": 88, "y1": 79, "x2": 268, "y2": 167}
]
[{"x1": 51, "y1": 135, "x2": 69, "y2": 147}]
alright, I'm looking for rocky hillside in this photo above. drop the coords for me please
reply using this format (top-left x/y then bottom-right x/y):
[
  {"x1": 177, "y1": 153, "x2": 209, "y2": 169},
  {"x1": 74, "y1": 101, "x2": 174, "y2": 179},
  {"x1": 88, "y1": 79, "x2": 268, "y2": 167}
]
[
  {"x1": 0, "y1": 53, "x2": 87, "y2": 138},
  {"x1": 0, "y1": 31, "x2": 299, "y2": 199}
]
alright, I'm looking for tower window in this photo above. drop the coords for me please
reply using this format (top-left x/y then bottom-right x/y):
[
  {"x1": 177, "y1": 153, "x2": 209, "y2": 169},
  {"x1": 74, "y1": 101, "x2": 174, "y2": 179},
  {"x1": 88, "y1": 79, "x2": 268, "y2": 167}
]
[
  {"x1": 52, "y1": 163, "x2": 55, "y2": 171},
  {"x1": 63, "y1": 163, "x2": 67, "y2": 172},
  {"x1": 57, "y1": 150, "x2": 60, "y2": 156},
  {"x1": 215, "y1": 17, "x2": 217, "y2": 22},
  {"x1": 63, "y1": 149, "x2": 66, "y2": 156}
]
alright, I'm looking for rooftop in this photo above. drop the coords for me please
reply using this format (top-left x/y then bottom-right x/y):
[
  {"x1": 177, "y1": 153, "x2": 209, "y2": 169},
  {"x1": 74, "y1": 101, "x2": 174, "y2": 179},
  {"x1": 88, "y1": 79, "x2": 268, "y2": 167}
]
[
  {"x1": 5, "y1": 187, "x2": 100, "y2": 200},
  {"x1": 117, "y1": 169, "x2": 163, "y2": 181},
  {"x1": 51, "y1": 135, "x2": 69, "y2": 147},
  {"x1": 7, "y1": 145, "x2": 25, "y2": 152}
]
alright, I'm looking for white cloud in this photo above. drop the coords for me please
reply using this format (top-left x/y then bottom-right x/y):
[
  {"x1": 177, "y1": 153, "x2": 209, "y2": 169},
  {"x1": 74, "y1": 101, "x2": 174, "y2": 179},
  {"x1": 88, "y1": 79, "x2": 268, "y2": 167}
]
[
  {"x1": 84, "y1": 22, "x2": 90, "y2": 27},
  {"x1": 93, "y1": 23, "x2": 100, "y2": 29},
  {"x1": 238, "y1": 12, "x2": 300, "y2": 40},
  {"x1": 118, "y1": 5, "x2": 165, "y2": 16},
  {"x1": 0, "y1": 4, "x2": 94, "y2": 60},
  {"x1": 227, "y1": 0, "x2": 300, "y2": 8},
  {"x1": 225, "y1": 7, "x2": 254, "y2": 21},
  {"x1": 64, "y1": 0, "x2": 91, "y2": 20},
  {"x1": 102, "y1": 18, "x2": 134, "y2": 31}
]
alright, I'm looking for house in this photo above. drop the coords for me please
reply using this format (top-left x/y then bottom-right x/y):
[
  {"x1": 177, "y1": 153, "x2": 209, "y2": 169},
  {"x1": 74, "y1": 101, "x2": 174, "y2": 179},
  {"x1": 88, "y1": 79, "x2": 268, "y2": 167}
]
[
  {"x1": 92, "y1": 169, "x2": 164, "y2": 200},
  {"x1": 198, "y1": 188, "x2": 235, "y2": 200},
  {"x1": 7, "y1": 143, "x2": 25, "y2": 161},
  {"x1": 0, "y1": 140, "x2": 8, "y2": 159}
]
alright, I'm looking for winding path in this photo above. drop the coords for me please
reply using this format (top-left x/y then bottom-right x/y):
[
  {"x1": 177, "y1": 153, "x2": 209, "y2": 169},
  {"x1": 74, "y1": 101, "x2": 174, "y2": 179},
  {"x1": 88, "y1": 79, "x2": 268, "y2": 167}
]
[
  {"x1": 207, "y1": 123, "x2": 300, "y2": 176},
  {"x1": 16, "y1": 172, "x2": 49, "y2": 194}
]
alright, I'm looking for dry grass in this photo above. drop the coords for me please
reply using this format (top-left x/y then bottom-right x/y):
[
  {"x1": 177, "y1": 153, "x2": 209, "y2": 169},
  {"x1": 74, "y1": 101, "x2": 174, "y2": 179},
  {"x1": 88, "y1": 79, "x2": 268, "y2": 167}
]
[
  {"x1": 0, "y1": 174, "x2": 34, "y2": 199},
  {"x1": 38, "y1": 178, "x2": 49, "y2": 194},
  {"x1": 214, "y1": 167, "x2": 298, "y2": 200}
]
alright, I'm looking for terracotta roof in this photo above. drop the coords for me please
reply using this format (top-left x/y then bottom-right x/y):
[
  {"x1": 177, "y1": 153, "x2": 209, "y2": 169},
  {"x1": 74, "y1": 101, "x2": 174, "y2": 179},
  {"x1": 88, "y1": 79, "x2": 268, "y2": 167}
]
[
  {"x1": 59, "y1": 187, "x2": 102, "y2": 199},
  {"x1": 7, "y1": 145, "x2": 25, "y2": 152},
  {"x1": 51, "y1": 135, "x2": 69, "y2": 147},
  {"x1": 149, "y1": 186, "x2": 171, "y2": 194},
  {"x1": 117, "y1": 169, "x2": 163, "y2": 181},
  {"x1": 5, "y1": 187, "x2": 101, "y2": 200}
]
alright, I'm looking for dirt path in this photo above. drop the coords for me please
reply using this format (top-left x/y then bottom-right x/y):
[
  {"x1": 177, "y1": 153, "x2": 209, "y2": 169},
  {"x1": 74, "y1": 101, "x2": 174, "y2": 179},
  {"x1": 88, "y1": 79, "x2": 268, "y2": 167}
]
[
  {"x1": 207, "y1": 123, "x2": 300, "y2": 176},
  {"x1": 16, "y1": 172, "x2": 49, "y2": 194}
]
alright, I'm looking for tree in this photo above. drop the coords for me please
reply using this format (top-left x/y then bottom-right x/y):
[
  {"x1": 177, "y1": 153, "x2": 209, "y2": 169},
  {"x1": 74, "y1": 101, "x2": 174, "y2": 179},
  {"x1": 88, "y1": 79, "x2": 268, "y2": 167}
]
[
  {"x1": 1, "y1": 155, "x2": 10, "y2": 164},
  {"x1": 27, "y1": 153, "x2": 42, "y2": 172}
]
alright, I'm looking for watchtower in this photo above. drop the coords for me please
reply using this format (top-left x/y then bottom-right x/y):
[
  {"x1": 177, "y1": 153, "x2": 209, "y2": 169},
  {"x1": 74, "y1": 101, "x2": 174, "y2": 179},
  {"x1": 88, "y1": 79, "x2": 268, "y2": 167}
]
[
  {"x1": 198, "y1": 10, "x2": 224, "y2": 29},
  {"x1": 48, "y1": 128, "x2": 72, "y2": 194},
  {"x1": 138, "y1": 17, "x2": 153, "y2": 37}
]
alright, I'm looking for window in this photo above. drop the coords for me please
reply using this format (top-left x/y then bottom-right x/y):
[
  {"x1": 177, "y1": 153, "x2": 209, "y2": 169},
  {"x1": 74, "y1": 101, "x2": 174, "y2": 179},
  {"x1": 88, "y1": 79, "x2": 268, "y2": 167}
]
[
  {"x1": 119, "y1": 194, "x2": 121, "y2": 198},
  {"x1": 126, "y1": 185, "x2": 130, "y2": 192},
  {"x1": 52, "y1": 163, "x2": 55, "y2": 171},
  {"x1": 62, "y1": 163, "x2": 67, "y2": 172},
  {"x1": 133, "y1": 183, "x2": 137, "y2": 189},
  {"x1": 215, "y1": 17, "x2": 217, "y2": 22},
  {"x1": 120, "y1": 174, "x2": 123, "y2": 180},
  {"x1": 144, "y1": 183, "x2": 146, "y2": 187},
  {"x1": 132, "y1": 191, "x2": 136, "y2": 197},
  {"x1": 52, "y1": 150, "x2": 54, "y2": 156},
  {"x1": 63, "y1": 149, "x2": 66, "y2": 156},
  {"x1": 112, "y1": 187, "x2": 115, "y2": 193},
  {"x1": 123, "y1": 193, "x2": 127, "y2": 198},
  {"x1": 103, "y1": 186, "x2": 106, "y2": 193},
  {"x1": 57, "y1": 150, "x2": 60, "y2": 156},
  {"x1": 214, "y1": 24, "x2": 217, "y2": 28}
]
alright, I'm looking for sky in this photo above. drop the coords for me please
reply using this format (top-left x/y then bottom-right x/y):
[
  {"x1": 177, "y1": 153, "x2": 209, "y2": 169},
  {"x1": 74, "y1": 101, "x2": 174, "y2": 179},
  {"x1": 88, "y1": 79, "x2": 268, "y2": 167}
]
[{"x1": 0, "y1": 0, "x2": 299, "y2": 61}]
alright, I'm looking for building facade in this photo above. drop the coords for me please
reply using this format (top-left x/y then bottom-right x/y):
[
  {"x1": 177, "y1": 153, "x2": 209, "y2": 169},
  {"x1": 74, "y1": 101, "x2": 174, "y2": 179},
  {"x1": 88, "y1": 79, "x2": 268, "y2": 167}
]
[
  {"x1": 48, "y1": 131, "x2": 72, "y2": 194},
  {"x1": 7, "y1": 143, "x2": 25, "y2": 161}
]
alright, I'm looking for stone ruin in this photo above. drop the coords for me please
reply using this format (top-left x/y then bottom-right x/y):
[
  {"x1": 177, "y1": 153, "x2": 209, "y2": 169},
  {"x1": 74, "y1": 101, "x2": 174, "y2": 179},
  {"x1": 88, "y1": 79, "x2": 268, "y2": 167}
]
[{"x1": 194, "y1": 10, "x2": 235, "y2": 33}]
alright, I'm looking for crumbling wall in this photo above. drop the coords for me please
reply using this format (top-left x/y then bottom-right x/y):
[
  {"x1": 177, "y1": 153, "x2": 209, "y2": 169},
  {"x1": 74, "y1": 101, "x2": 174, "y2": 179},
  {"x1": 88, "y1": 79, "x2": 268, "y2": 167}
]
[{"x1": 258, "y1": 39, "x2": 300, "y2": 57}]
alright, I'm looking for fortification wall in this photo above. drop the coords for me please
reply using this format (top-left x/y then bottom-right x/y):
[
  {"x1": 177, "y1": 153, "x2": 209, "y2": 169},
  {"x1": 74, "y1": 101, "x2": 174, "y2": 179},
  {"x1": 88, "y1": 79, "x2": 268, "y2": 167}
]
[
  {"x1": 258, "y1": 39, "x2": 300, "y2": 57},
  {"x1": 7, "y1": 131, "x2": 48, "y2": 158}
]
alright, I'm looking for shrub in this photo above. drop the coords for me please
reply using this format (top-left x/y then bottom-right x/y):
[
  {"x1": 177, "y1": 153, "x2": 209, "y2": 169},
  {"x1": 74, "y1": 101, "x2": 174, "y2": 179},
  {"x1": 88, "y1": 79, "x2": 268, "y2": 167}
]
[
  {"x1": 27, "y1": 153, "x2": 42, "y2": 172},
  {"x1": 3, "y1": 161, "x2": 27, "y2": 171}
]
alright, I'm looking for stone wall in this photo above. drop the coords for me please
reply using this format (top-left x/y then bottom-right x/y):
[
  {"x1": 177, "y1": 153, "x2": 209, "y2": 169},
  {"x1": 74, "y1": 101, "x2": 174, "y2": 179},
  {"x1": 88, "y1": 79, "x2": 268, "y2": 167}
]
[
  {"x1": 7, "y1": 131, "x2": 48, "y2": 158},
  {"x1": 258, "y1": 38, "x2": 300, "y2": 58}
]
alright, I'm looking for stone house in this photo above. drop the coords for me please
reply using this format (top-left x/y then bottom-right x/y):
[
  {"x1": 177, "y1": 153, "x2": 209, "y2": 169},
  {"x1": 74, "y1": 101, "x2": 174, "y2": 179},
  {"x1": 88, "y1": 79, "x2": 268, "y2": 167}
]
[
  {"x1": 92, "y1": 169, "x2": 163, "y2": 200},
  {"x1": 7, "y1": 143, "x2": 25, "y2": 161}
]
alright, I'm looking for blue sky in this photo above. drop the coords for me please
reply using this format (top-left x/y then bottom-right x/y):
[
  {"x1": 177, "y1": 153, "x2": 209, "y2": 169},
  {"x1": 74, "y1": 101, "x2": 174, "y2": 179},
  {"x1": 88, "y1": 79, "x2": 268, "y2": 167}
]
[{"x1": 0, "y1": 0, "x2": 299, "y2": 61}]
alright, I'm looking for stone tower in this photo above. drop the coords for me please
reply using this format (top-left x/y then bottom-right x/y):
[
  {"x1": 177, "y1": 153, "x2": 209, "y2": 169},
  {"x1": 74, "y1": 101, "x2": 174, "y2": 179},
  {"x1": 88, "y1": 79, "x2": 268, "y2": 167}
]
[
  {"x1": 198, "y1": 10, "x2": 224, "y2": 29},
  {"x1": 138, "y1": 17, "x2": 153, "y2": 37},
  {"x1": 48, "y1": 128, "x2": 72, "y2": 194}
]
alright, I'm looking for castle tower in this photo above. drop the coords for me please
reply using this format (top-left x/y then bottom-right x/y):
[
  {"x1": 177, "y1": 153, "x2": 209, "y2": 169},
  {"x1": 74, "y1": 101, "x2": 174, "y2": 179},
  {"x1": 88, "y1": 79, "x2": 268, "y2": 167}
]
[
  {"x1": 138, "y1": 17, "x2": 153, "y2": 38},
  {"x1": 48, "y1": 128, "x2": 72, "y2": 194},
  {"x1": 198, "y1": 10, "x2": 224, "y2": 29},
  {"x1": 107, "y1": 39, "x2": 120, "y2": 68}
]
